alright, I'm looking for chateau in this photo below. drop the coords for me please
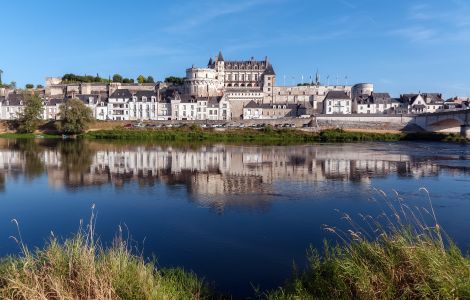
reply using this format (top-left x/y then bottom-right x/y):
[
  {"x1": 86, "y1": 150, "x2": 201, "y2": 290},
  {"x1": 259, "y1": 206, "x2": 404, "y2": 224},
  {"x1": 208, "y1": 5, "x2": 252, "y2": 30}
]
[{"x1": 0, "y1": 51, "x2": 457, "y2": 122}]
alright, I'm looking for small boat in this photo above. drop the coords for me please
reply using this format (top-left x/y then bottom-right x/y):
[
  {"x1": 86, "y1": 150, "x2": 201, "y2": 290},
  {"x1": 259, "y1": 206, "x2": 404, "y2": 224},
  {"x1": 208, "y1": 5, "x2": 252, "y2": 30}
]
[{"x1": 62, "y1": 134, "x2": 77, "y2": 139}]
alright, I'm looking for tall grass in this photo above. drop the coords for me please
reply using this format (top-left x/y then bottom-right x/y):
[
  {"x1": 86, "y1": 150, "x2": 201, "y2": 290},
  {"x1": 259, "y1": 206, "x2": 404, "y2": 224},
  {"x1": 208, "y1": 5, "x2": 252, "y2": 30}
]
[
  {"x1": 0, "y1": 207, "x2": 218, "y2": 300},
  {"x1": 266, "y1": 188, "x2": 470, "y2": 300}
]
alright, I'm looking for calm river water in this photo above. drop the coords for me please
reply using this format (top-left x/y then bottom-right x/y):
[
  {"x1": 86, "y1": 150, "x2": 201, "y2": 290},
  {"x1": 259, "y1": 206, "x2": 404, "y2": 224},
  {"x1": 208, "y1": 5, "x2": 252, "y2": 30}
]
[{"x1": 0, "y1": 139, "x2": 469, "y2": 297}]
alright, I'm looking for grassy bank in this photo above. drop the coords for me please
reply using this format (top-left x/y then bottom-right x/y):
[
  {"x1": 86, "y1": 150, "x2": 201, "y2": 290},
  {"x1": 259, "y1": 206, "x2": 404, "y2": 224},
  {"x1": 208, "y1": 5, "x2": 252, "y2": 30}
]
[
  {"x1": 1, "y1": 193, "x2": 469, "y2": 299},
  {"x1": 0, "y1": 219, "x2": 218, "y2": 299},
  {"x1": 0, "y1": 133, "x2": 62, "y2": 139},
  {"x1": 84, "y1": 127, "x2": 469, "y2": 144},
  {"x1": 266, "y1": 231, "x2": 470, "y2": 299},
  {"x1": 266, "y1": 190, "x2": 470, "y2": 300}
]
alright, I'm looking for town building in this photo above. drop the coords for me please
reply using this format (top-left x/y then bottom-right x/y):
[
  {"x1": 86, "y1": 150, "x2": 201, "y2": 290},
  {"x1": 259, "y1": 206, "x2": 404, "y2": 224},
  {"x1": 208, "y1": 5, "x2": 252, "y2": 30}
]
[
  {"x1": 242, "y1": 100, "x2": 306, "y2": 119},
  {"x1": 352, "y1": 93, "x2": 401, "y2": 114},
  {"x1": 399, "y1": 93, "x2": 445, "y2": 114},
  {"x1": 323, "y1": 91, "x2": 352, "y2": 114}
]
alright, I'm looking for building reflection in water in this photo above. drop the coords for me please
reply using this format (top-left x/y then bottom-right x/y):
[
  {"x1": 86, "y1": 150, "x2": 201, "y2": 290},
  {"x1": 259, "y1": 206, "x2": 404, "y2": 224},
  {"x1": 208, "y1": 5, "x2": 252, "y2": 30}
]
[{"x1": 0, "y1": 139, "x2": 468, "y2": 211}]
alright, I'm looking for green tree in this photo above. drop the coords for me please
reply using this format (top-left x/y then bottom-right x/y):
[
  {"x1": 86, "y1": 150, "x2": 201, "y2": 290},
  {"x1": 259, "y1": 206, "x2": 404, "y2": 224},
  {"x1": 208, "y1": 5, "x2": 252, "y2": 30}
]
[
  {"x1": 25, "y1": 84, "x2": 34, "y2": 89},
  {"x1": 17, "y1": 94, "x2": 43, "y2": 133},
  {"x1": 137, "y1": 75, "x2": 146, "y2": 84},
  {"x1": 112, "y1": 74, "x2": 123, "y2": 83},
  {"x1": 164, "y1": 76, "x2": 184, "y2": 85},
  {"x1": 57, "y1": 99, "x2": 94, "y2": 134},
  {"x1": 122, "y1": 78, "x2": 134, "y2": 84},
  {"x1": 36, "y1": 84, "x2": 44, "y2": 89},
  {"x1": 146, "y1": 76, "x2": 155, "y2": 83}
]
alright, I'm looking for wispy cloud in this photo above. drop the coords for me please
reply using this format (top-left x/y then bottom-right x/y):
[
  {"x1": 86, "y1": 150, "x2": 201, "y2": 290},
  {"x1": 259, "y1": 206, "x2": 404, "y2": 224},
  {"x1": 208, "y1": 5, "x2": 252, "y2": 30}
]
[
  {"x1": 389, "y1": 26, "x2": 437, "y2": 42},
  {"x1": 390, "y1": 1, "x2": 470, "y2": 44},
  {"x1": 164, "y1": 0, "x2": 281, "y2": 33}
]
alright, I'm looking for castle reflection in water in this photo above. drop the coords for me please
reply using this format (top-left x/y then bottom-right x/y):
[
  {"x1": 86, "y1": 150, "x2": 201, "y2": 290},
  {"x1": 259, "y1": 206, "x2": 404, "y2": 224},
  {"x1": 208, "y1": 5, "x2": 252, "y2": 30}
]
[{"x1": 0, "y1": 139, "x2": 468, "y2": 211}]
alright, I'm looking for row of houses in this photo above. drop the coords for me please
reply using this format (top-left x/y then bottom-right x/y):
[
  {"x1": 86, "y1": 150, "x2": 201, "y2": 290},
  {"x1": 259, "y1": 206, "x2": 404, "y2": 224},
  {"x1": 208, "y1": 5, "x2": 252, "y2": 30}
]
[
  {"x1": 321, "y1": 91, "x2": 456, "y2": 116},
  {"x1": 1, "y1": 88, "x2": 469, "y2": 122},
  {"x1": 0, "y1": 89, "x2": 232, "y2": 121}
]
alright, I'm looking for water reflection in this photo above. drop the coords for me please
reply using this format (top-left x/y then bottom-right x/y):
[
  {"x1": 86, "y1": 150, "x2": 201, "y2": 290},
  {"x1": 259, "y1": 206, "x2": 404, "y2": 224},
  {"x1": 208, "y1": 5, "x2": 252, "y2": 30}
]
[{"x1": 0, "y1": 139, "x2": 469, "y2": 212}]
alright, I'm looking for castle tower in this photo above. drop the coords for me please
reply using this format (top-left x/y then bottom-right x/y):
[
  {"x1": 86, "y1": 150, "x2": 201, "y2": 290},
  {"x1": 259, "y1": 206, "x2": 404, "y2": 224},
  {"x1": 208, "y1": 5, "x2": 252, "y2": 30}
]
[
  {"x1": 215, "y1": 50, "x2": 225, "y2": 89},
  {"x1": 262, "y1": 62, "x2": 276, "y2": 93}
]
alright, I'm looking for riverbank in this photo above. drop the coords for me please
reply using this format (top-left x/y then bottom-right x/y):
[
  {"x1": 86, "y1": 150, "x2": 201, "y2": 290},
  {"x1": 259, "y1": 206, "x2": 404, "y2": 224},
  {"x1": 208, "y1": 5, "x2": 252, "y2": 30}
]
[
  {"x1": 0, "y1": 233, "x2": 217, "y2": 299},
  {"x1": 1, "y1": 222, "x2": 468, "y2": 299},
  {"x1": 0, "y1": 127, "x2": 468, "y2": 144},
  {"x1": 85, "y1": 127, "x2": 469, "y2": 144}
]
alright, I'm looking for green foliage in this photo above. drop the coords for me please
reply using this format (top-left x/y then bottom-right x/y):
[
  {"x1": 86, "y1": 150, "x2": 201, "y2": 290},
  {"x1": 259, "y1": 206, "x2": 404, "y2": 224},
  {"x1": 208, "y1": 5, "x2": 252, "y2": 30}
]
[
  {"x1": 137, "y1": 74, "x2": 146, "y2": 84},
  {"x1": 137, "y1": 75, "x2": 155, "y2": 84},
  {"x1": 112, "y1": 74, "x2": 123, "y2": 83},
  {"x1": 25, "y1": 83, "x2": 34, "y2": 89},
  {"x1": 36, "y1": 84, "x2": 44, "y2": 89},
  {"x1": 146, "y1": 76, "x2": 155, "y2": 83},
  {"x1": 165, "y1": 76, "x2": 185, "y2": 85},
  {"x1": 319, "y1": 129, "x2": 402, "y2": 142},
  {"x1": 17, "y1": 94, "x2": 43, "y2": 133},
  {"x1": 62, "y1": 73, "x2": 109, "y2": 84},
  {"x1": 57, "y1": 99, "x2": 94, "y2": 134},
  {"x1": 122, "y1": 78, "x2": 134, "y2": 84}
]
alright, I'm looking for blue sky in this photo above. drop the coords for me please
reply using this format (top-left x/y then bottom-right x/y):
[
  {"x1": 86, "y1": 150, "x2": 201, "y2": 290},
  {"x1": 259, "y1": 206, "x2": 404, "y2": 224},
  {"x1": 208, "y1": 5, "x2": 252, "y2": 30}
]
[{"x1": 1, "y1": 0, "x2": 469, "y2": 98}]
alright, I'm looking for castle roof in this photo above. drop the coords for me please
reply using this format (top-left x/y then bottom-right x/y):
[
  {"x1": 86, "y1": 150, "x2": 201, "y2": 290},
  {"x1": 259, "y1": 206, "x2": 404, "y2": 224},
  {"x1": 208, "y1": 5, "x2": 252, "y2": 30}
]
[
  {"x1": 265, "y1": 64, "x2": 275, "y2": 75},
  {"x1": 217, "y1": 50, "x2": 224, "y2": 61}
]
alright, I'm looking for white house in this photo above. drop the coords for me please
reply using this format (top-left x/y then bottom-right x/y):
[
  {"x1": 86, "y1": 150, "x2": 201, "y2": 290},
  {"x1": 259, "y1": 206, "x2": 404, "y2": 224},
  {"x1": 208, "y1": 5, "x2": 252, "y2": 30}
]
[
  {"x1": 0, "y1": 93, "x2": 24, "y2": 120},
  {"x1": 107, "y1": 89, "x2": 133, "y2": 121},
  {"x1": 243, "y1": 100, "x2": 263, "y2": 119},
  {"x1": 353, "y1": 93, "x2": 401, "y2": 114},
  {"x1": 400, "y1": 93, "x2": 444, "y2": 114},
  {"x1": 323, "y1": 91, "x2": 351, "y2": 114}
]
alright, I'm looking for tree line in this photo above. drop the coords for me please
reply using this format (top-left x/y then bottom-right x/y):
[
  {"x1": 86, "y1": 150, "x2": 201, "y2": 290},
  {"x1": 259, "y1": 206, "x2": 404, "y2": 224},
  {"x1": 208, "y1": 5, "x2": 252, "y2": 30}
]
[{"x1": 61, "y1": 73, "x2": 155, "y2": 84}]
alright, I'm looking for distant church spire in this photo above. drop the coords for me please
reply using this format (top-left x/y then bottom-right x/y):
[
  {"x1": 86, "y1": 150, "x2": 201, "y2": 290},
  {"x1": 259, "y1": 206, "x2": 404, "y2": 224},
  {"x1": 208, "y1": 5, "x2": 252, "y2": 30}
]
[{"x1": 315, "y1": 70, "x2": 320, "y2": 85}]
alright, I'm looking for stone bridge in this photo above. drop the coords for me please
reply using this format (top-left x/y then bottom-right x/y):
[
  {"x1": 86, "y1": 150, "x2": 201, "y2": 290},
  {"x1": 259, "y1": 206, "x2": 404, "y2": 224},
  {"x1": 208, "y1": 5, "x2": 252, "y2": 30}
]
[{"x1": 412, "y1": 110, "x2": 470, "y2": 137}]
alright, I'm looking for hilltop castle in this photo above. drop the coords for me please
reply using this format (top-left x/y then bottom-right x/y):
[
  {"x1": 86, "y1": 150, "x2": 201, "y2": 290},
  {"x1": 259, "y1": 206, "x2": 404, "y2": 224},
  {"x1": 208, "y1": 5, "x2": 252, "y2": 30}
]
[{"x1": 184, "y1": 51, "x2": 354, "y2": 118}]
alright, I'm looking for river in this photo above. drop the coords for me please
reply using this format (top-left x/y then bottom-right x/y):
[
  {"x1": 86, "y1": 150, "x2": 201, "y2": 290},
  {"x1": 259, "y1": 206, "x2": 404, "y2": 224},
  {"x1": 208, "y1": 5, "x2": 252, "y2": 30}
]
[{"x1": 0, "y1": 139, "x2": 469, "y2": 297}]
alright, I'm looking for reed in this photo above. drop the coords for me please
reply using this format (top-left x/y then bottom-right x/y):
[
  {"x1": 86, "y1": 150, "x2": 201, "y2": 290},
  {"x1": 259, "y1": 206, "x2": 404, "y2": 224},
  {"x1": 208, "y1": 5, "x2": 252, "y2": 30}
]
[
  {"x1": 0, "y1": 207, "x2": 218, "y2": 300},
  {"x1": 265, "y1": 188, "x2": 470, "y2": 300}
]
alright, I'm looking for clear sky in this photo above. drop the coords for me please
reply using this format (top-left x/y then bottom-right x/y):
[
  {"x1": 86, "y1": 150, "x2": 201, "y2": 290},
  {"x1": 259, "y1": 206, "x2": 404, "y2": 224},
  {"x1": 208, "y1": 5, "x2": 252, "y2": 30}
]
[{"x1": 1, "y1": 0, "x2": 469, "y2": 98}]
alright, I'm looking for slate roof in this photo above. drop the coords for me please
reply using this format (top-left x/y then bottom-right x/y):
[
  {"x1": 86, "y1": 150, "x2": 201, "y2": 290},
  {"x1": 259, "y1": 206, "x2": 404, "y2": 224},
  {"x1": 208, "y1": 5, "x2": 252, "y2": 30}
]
[
  {"x1": 46, "y1": 98, "x2": 64, "y2": 106},
  {"x1": 76, "y1": 94, "x2": 100, "y2": 104},
  {"x1": 110, "y1": 89, "x2": 132, "y2": 99},
  {"x1": 135, "y1": 91, "x2": 156, "y2": 100},
  {"x1": 260, "y1": 103, "x2": 298, "y2": 109},
  {"x1": 356, "y1": 93, "x2": 392, "y2": 105},
  {"x1": 264, "y1": 64, "x2": 276, "y2": 76},
  {"x1": 4, "y1": 93, "x2": 24, "y2": 106},
  {"x1": 217, "y1": 51, "x2": 224, "y2": 62},
  {"x1": 207, "y1": 96, "x2": 223, "y2": 107},
  {"x1": 325, "y1": 91, "x2": 350, "y2": 100},
  {"x1": 244, "y1": 100, "x2": 260, "y2": 109}
]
